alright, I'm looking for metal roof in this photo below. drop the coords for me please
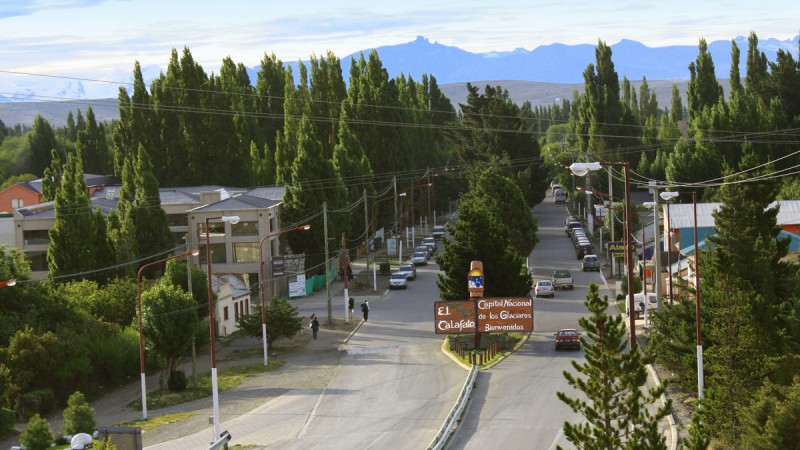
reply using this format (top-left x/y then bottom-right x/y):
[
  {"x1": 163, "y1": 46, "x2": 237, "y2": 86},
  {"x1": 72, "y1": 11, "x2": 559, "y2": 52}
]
[
  {"x1": 668, "y1": 200, "x2": 800, "y2": 229},
  {"x1": 190, "y1": 193, "x2": 281, "y2": 212}
]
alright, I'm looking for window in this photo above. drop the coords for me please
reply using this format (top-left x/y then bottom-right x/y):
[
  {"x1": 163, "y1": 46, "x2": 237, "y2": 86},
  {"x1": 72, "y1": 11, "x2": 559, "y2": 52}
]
[
  {"x1": 11, "y1": 198, "x2": 24, "y2": 209},
  {"x1": 234, "y1": 303, "x2": 239, "y2": 321},
  {"x1": 198, "y1": 243, "x2": 227, "y2": 264},
  {"x1": 23, "y1": 230, "x2": 50, "y2": 245},
  {"x1": 223, "y1": 306, "x2": 229, "y2": 321},
  {"x1": 167, "y1": 214, "x2": 188, "y2": 226},
  {"x1": 232, "y1": 221, "x2": 258, "y2": 236},
  {"x1": 233, "y1": 243, "x2": 259, "y2": 262},
  {"x1": 26, "y1": 251, "x2": 47, "y2": 272},
  {"x1": 199, "y1": 222, "x2": 226, "y2": 239}
]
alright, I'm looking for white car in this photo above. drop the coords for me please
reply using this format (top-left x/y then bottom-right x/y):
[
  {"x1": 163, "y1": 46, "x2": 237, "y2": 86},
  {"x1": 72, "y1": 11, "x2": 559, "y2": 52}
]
[
  {"x1": 411, "y1": 251, "x2": 428, "y2": 265},
  {"x1": 534, "y1": 280, "x2": 555, "y2": 298},
  {"x1": 389, "y1": 272, "x2": 408, "y2": 289}
]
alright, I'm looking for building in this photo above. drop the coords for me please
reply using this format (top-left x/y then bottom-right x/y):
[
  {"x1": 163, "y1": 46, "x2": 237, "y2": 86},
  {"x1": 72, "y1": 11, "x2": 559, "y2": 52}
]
[{"x1": 11, "y1": 183, "x2": 289, "y2": 335}]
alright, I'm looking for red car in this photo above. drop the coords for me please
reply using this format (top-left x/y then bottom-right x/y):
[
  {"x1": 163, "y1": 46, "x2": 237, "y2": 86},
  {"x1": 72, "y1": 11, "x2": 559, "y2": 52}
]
[{"x1": 555, "y1": 328, "x2": 581, "y2": 350}]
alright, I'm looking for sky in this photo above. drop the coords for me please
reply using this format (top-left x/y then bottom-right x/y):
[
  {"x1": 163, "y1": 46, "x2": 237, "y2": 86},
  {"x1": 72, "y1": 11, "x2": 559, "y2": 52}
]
[{"x1": 1, "y1": 0, "x2": 799, "y2": 80}]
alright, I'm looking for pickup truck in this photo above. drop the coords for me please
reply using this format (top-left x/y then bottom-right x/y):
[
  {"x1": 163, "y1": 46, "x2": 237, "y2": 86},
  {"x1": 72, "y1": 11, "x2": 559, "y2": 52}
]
[{"x1": 552, "y1": 270, "x2": 574, "y2": 290}]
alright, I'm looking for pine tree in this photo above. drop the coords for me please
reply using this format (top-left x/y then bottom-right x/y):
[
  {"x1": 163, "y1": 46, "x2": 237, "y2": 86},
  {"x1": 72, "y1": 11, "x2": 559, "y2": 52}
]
[
  {"x1": 557, "y1": 283, "x2": 670, "y2": 450},
  {"x1": 61, "y1": 391, "x2": 96, "y2": 435},
  {"x1": 20, "y1": 413, "x2": 54, "y2": 450},
  {"x1": 435, "y1": 195, "x2": 531, "y2": 300},
  {"x1": 687, "y1": 39, "x2": 723, "y2": 120}
]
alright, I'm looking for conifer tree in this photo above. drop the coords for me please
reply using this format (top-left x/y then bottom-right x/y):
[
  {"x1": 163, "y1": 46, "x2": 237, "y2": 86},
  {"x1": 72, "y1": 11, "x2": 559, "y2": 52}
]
[
  {"x1": 61, "y1": 391, "x2": 96, "y2": 435},
  {"x1": 687, "y1": 39, "x2": 723, "y2": 120},
  {"x1": 255, "y1": 53, "x2": 286, "y2": 153},
  {"x1": 40, "y1": 149, "x2": 62, "y2": 202},
  {"x1": 435, "y1": 194, "x2": 531, "y2": 300},
  {"x1": 332, "y1": 117, "x2": 374, "y2": 240},
  {"x1": 557, "y1": 283, "x2": 670, "y2": 450}
]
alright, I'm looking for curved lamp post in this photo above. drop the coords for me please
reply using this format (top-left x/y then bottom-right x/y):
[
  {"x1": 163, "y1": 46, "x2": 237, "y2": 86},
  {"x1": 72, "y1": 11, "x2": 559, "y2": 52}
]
[
  {"x1": 570, "y1": 161, "x2": 637, "y2": 348},
  {"x1": 205, "y1": 215, "x2": 240, "y2": 437},
  {"x1": 136, "y1": 249, "x2": 200, "y2": 419},
  {"x1": 259, "y1": 224, "x2": 311, "y2": 366},
  {"x1": 660, "y1": 190, "x2": 703, "y2": 399}
]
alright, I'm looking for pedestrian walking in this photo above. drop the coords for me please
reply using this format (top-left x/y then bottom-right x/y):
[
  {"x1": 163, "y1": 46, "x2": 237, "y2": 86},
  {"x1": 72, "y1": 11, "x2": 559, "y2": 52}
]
[
  {"x1": 348, "y1": 297, "x2": 355, "y2": 320},
  {"x1": 361, "y1": 300, "x2": 369, "y2": 321},
  {"x1": 310, "y1": 314, "x2": 320, "y2": 340},
  {"x1": 347, "y1": 264, "x2": 354, "y2": 281}
]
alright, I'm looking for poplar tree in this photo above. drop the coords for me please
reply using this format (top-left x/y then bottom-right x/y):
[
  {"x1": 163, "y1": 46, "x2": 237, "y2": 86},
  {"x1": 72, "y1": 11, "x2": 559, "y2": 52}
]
[
  {"x1": 282, "y1": 116, "x2": 346, "y2": 274},
  {"x1": 76, "y1": 106, "x2": 110, "y2": 175},
  {"x1": 26, "y1": 115, "x2": 58, "y2": 176},
  {"x1": 557, "y1": 283, "x2": 670, "y2": 450},
  {"x1": 47, "y1": 153, "x2": 97, "y2": 280},
  {"x1": 132, "y1": 145, "x2": 173, "y2": 265},
  {"x1": 687, "y1": 39, "x2": 723, "y2": 120}
]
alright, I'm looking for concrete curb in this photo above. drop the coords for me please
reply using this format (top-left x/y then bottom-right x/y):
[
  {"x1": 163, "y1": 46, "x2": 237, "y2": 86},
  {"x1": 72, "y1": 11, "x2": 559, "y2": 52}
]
[{"x1": 647, "y1": 363, "x2": 679, "y2": 450}]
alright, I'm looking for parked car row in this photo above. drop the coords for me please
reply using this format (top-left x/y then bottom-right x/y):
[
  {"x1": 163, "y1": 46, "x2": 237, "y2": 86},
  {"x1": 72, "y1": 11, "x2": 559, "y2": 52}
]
[
  {"x1": 565, "y1": 216, "x2": 594, "y2": 260},
  {"x1": 391, "y1": 237, "x2": 439, "y2": 289}
]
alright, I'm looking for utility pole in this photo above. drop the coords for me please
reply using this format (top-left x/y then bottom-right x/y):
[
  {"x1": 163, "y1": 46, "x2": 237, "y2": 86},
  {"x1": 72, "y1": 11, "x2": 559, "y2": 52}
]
[
  {"x1": 186, "y1": 233, "x2": 197, "y2": 389},
  {"x1": 427, "y1": 167, "x2": 431, "y2": 233},
  {"x1": 342, "y1": 232, "x2": 350, "y2": 323},
  {"x1": 323, "y1": 202, "x2": 331, "y2": 322},
  {"x1": 363, "y1": 189, "x2": 369, "y2": 271},
  {"x1": 650, "y1": 181, "x2": 663, "y2": 309}
]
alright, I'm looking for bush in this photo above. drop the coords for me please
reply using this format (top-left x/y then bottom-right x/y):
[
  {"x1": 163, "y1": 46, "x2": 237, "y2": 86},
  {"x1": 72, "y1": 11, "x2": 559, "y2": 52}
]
[
  {"x1": 20, "y1": 413, "x2": 54, "y2": 450},
  {"x1": 0, "y1": 407, "x2": 15, "y2": 438},
  {"x1": 18, "y1": 389, "x2": 55, "y2": 419},
  {"x1": 167, "y1": 369, "x2": 188, "y2": 392},
  {"x1": 61, "y1": 391, "x2": 96, "y2": 435}
]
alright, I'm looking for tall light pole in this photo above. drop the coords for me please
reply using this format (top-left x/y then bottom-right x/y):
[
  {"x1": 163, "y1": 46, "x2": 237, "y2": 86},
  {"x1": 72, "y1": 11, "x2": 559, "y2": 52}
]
[
  {"x1": 136, "y1": 249, "x2": 199, "y2": 420},
  {"x1": 659, "y1": 190, "x2": 702, "y2": 399},
  {"x1": 205, "y1": 215, "x2": 240, "y2": 437},
  {"x1": 571, "y1": 161, "x2": 637, "y2": 348},
  {"x1": 258, "y1": 224, "x2": 311, "y2": 366}
]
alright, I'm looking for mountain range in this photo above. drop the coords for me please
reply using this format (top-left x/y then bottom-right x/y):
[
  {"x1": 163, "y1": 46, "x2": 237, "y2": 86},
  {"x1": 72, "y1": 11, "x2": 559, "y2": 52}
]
[{"x1": 0, "y1": 35, "x2": 795, "y2": 126}]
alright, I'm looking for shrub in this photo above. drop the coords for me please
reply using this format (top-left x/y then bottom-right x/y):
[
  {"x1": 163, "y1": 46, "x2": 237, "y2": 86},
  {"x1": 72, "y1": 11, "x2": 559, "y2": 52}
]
[
  {"x1": 61, "y1": 391, "x2": 96, "y2": 435},
  {"x1": 20, "y1": 413, "x2": 54, "y2": 450},
  {"x1": 0, "y1": 407, "x2": 15, "y2": 438},
  {"x1": 18, "y1": 389, "x2": 55, "y2": 418},
  {"x1": 167, "y1": 369, "x2": 188, "y2": 392}
]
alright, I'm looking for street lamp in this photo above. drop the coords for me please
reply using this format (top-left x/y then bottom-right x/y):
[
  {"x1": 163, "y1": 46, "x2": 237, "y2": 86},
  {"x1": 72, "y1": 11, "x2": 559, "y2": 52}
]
[
  {"x1": 0, "y1": 279, "x2": 16, "y2": 288},
  {"x1": 136, "y1": 249, "x2": 199, "y2": 420},
  {"x1": 205, "y1": 215, "x2": 240, "y2": 437},
  {"x1": 570, "y1": 161, "x2": 636, "y2": 348},
  {"x1": 660, "y1": 190, "x2": 703, "y2": 399},
  {"x1": 659, "y1": 192, "x2": 677, "y2": 303},
  {"x1": 643, "y1": 200, "x2": 664, "y2": 308},
  {"x1": 259, "y1": 224, "x2": 311, "y2": 366}
]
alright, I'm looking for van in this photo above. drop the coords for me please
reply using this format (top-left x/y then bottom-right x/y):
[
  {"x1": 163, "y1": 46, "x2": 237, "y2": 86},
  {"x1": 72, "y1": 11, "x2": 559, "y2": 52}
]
[
  {"x1": 624, "y1": 292, "x2": 659, "y2": 319},
  {"x1": 554, "y1": 189, "x2": 567, "y2": 204}
]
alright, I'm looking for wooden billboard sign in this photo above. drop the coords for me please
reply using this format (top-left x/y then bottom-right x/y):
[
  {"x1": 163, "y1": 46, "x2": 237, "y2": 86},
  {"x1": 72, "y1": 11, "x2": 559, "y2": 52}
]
[{"x1": 434, "y1": 297, "x2": 533, "y2": 334}]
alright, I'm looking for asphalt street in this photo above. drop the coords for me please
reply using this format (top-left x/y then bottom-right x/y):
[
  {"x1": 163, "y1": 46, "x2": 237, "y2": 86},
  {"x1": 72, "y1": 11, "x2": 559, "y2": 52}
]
[{"x1": 448, "y1": 195, "x2": 615, "y2": 449}]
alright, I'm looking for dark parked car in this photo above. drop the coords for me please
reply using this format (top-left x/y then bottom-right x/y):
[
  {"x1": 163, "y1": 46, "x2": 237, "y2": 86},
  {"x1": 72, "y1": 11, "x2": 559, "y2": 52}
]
[{"x1": 576, "y1": 242, "x2": 593, "y2": 259}]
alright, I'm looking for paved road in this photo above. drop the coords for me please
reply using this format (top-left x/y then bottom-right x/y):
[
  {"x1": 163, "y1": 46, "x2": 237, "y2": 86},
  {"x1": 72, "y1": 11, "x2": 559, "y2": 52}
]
[
  {"x1": 150, "y1": 254, "x2": 467, "y2": 449},
  {"x1": 449, "y1": 196, "x2": 615, "y2": 449}
]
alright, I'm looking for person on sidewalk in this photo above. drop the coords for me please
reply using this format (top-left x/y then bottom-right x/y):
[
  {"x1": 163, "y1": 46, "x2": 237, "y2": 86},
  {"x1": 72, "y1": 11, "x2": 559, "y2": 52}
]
[
  {"x1": 347, "y1": 264, "x2": 354, "y2": 281},
  {"x1": 361, "y1": 300, "x2": 369, "y2": 321},
  {"x1": 348, "y1": 297, "x2": 355, "y2": 320},
  {"x1": 310, "y1": 314, "x2": 320, "y2": 339}
]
